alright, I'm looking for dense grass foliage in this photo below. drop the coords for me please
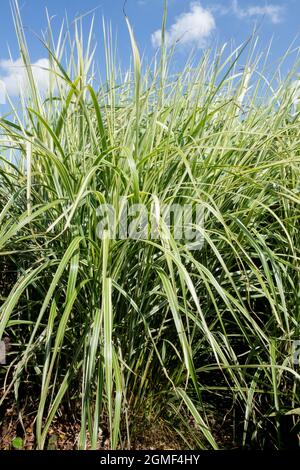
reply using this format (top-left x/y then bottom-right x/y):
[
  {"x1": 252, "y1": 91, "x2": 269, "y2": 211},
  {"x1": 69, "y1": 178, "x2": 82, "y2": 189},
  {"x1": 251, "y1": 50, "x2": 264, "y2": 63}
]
[{"x1": 0, "y1": 1, "x2": 300, "y2": 449}]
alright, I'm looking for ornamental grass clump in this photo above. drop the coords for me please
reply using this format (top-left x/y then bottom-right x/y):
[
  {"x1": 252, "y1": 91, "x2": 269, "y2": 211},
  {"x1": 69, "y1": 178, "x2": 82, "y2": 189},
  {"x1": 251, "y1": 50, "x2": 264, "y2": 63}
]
[{"x1": 0, "y1": 0, "x2": 299, "y2": 449}]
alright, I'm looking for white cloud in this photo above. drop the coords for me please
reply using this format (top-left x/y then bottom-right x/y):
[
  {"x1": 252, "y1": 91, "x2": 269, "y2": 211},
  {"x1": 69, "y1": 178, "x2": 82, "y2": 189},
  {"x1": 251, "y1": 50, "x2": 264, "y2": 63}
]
[
  {"x1": 0, "y1": 57, "x2": 50, "y2": 97},
  {"x1": 151, "y1": 2, "x2": 216, "y2": 49},
  {"x1": 231, "y1": 0, "x2": 284, "y2": 24}
]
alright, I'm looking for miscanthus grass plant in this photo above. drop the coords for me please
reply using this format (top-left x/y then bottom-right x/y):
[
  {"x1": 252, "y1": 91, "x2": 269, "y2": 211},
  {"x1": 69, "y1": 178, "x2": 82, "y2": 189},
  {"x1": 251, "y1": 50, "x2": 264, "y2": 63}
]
[{"x1": 0, "y1": 0, "x2": 300, "y2": 450}]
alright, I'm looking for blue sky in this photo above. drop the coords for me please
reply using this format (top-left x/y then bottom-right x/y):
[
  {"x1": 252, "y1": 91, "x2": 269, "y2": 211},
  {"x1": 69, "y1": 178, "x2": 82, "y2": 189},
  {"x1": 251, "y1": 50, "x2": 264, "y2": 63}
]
[{"x1": 0, "y1": 0, "x2": 299, "y2": 100}]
